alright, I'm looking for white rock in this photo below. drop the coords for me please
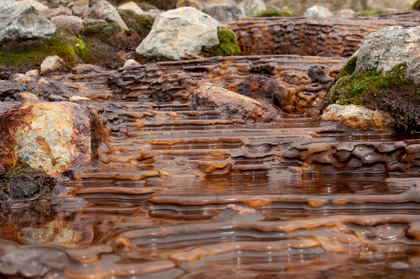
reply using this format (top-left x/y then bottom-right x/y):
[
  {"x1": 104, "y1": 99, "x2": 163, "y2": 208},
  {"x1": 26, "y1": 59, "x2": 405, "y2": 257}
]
[
  {"x1": 239, "y1": 0, "x2": 266, "y2": 16},
  {"x1": 25, "y1": 69, "x2": 39, "y2": 76},
  {"x1": 118, "y1": 2, "x2": 143, "y2": 15},
  {"x1": 0, "y1": 0, "x2": 56, "y2": 42},
  {"x1": 84, "y1": 0, "x2": 128, "y2": 30},
  {"x1": 136, "y1": 7, "x2": 219, "y2": 61},
  {"x1": 123, "y1": 59, "x2": 140, "y2": 69},
  {"x1": 40, "y1": 55, "x2": 66, "y2": 75},
  {"x1": 304, "y1": 5, "x2": 333, "y2": 17}
]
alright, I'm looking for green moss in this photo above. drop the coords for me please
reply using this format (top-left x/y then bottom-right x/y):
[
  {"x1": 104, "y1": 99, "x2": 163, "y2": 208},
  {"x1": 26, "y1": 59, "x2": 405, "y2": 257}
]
[
  {"x1": 118, "y1": 10, "x2": 154, "y2": 39},
  {"x1": 338, "y1": 57, "x2": 357, "y2": 79},
  {"x1": 0, "y1": 36, "x2": 79, "y2": 70},
  {"x1": 330, "y1": 63, "x2": 411, "y2": 105},
  {"x1": 250, "y1": 10, "x2": 294, "y2": 17},
  {"x1": 413, "y1": 0, "x2": 420, "y2": 10},
  {"x1": 214, "y1": 27, "x2": 241, "y2": 57},
  {"x1": 355, "y1": 10, "x2": 395, "y2": 17},
  {"x1": 83, "y1": 23, "x2": 122, "y2": 40}
]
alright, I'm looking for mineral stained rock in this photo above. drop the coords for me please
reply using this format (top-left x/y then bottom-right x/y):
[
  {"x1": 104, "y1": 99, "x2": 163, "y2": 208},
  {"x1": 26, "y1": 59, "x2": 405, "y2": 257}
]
[
  {"x1": 0, "y1": 102, "x2": 95, "y2": 177},
  {"x1": 136, "y1": 7, "x2": 219, "y2": 61},
  {"x1": 321, "y1": 104, "x2": 395, "y2": 131},
  {"x1": 0, "y1": 0, "x2": 56, "y2": 43},
  {"x1": 192, "y1": 83, "x2": 281, "y2": 122}
]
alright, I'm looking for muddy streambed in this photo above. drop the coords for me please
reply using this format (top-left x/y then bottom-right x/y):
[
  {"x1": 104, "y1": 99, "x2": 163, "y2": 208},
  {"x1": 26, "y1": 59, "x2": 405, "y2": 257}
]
[{"x1": 1, "y1": 56, "x2": 420, "y2": 279}]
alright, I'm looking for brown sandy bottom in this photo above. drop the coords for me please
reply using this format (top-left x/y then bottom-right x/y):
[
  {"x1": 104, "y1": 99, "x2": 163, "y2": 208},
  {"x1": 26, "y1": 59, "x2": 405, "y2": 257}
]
[{"x1": 0, "y1": 60, "x2": 420, "y2": 279}]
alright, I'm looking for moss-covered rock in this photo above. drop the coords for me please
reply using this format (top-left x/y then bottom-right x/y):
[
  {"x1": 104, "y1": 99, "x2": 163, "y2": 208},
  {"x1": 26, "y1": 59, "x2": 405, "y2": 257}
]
[
  {"x1": 338, "y1": 56, "x2": 357, "y2": 79},
  {"x1": 413, "y1": 0, "x2": 420, "y2": 10},
  {"x1": 355, "y1": 10, "x2": 395, "y2": 17},
  {"x1": 214, "y1": 27, "x2": 241, "y2": 57},
  {"x1": 118, "y1": 9, "x2": 154, "y2": 39},
  {"x1": 250, "y1": 10, "x2": 294, "y2": 17},
  {"x1": 0, "y1": 163, "x2": 56, "y2": 202},
  {"x1": 0, "y1": 36, "x2": 79, "y2": 73},
  {"x1": 328, "y1": 63, "x2": 420, "y2": 132},
  {"x1": 83, "y1": 23, "x2": 123, "y2": 40}
]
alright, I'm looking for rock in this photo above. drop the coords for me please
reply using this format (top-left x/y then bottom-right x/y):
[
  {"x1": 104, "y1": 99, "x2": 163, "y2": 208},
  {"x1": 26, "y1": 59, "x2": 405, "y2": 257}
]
[
  {"x1": 192, "y1": 83, "x2": 280, "y2": 122},
  {"x1": 136, "y1": 7, "x2": 219, "y2": 61},
  {"x1": 368, "y1": 0, "x2": 413, "y2": 12},
  {"x1": 355, "y1": 26, "x2": 420, "y2": 87},
  {"x1": 304, "y1": 5, "x2": 333, "y2": 17},
  {"x1": 84, "y1": 0, "x2": 128, "y2": 30},
  {"x1": 202, "y1": 1, "x2": 245, "y2": 22},
  {"x1": 177, "y1": 0, "x2": 203, "y2": 10},
  {"x1": 122, "y1": 59, "x2": 140, "y2": 68},
  {"x1": 239, "y1": 0, "x2": 266, "y2": 16},
  {"x1": 266, "y1": 5, "x2": 281, "y2": 11},
  {"x1": 321, "y1": 104, "x2": 395, "y2": 131},
  {"x1": 240, "y1": 73, "x2": 281, "y2": 103},
  {"x1": 26, "y1": 69, "x2": 39, "y2": 76},
  {"x1": 69, "y1": 95, "x2": 91, "y2": 102},
  {"x1": 336, "y1": 9, "x2": 355, "y2": 18},
  {"x1": 15, "y1": 92, "x2": 40, "y2": 101},
  {"x1": 118, "y1": 2, "x2": 143, "y2": 15},
  {"x1": 50, "y1": 15, "x2": 84, "y2": 36},
  {"x1": 13, "y1": 73, "x2": 35, "y2": 84},
  {"x1": 0, "y1": 102, "x2": 95, "y2": 177},
  {"x1": 42, "y1": 6, "x2": 72, "y2": 20},
  {"x1": 40, "y1": 56, "x2": 66, "y2": 75},
  {"x1": 71, "y1": 0, "x2": 89, "y2": 16},
  {"x1": 0, "y1": 0, "x2": 56, "y2": 43},
  {"x1": 17, "y1": 0, "x2": 48, "y2": 12}
]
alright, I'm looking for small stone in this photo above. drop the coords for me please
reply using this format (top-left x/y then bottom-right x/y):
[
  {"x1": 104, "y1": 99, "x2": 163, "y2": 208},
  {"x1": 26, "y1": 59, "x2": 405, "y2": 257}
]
[
  {"x1": 40, "y1": 56, "x2": 66, "y2": 75},
  {"x1": 176, "y1": 0, "x2": 203, "y2": 10},
  {"x1": 25, "y1": 69, "x2": 39, "y2": 76},
  {"x1": 18, "y1": 0, "x2": 48, "y2": 12},
  {"x1": 304, "y1": 5, "x2": 333, "y2": 17},
  {"x1": 42, "y1": 6, "x2": 72, "y2": 20},
  {"x1": 15, "y1": 92, "x2": 40, "y2": 101},
  {"x1": 118, "y1": 2, "x2": 144, "y2": 15},
  {"x1": 239, "y1": 0, "x2": 266, "y2": 16},
  {"x1": 13, "y1": 73, "x2": 34, "y2": 83},
  {"x1": 84, "y1": 0, "x2": 128, "y2": 30},
  {"x1": 122, "y1": 59, "x2": 140, "y2": 69},
  {"x1": 69, "y1": 96, "x2": 90, "y2": 102},
  {"x1": 390, "y1": 262, "x2": 410, "y2": 270},
  {"x1": 202, "y1": 1, "x2": 245, "y2": 22},
  {"x1": 50, "y1": 15, "x2": 84, "y2": 36}
]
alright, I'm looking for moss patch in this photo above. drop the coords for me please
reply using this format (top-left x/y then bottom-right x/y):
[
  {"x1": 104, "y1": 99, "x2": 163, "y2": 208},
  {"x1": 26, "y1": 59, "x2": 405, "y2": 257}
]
[
  {"x1": 355, "y1": 10, "x2": 395, "y2": 17},
  {"x1": 250, "y1": 10, "x2": 294, "y2": 17},
  {"x1": 83, "y1": 23, "x2": 122, "y2": 40},
  {"x1": 118, "y1": 10, "x2": 154, "y2": 39},
  {"x1": 338, "y1": 57, "x2": 357, "y2": 79},
  {"x1": 414, "y1": 0, "x2": 420, "y2": 10},
  {"x1": 329, "y1": 63, "x2": 420, "y2": 132},
  {"x1": 0, "y1": 163, "x2": 56, "y2": 202},
  {"x1": 0, "y1": 36, "x2": 79, "y2": 72},
  {"x1": 214, "y1": 27, "x2": 241, "y2": 57}
]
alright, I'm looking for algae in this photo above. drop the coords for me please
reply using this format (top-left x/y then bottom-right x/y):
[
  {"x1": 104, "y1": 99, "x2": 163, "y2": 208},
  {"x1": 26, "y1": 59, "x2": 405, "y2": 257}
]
[
  {"x1": 250, "y1": 10, "x2": 294, "y2": 17},
  {"x1": 83, "y1": 23, "x2": 122, "y2": 40},
  {"x1": 413, "y1": 0, "x2": 420, "y2": 10},
  {"x1": 214, "y1": 27, "x2": 241, "y2": 57},
  {"x1": 355, "y1": 10, "x2": 395, "y2": 17}
]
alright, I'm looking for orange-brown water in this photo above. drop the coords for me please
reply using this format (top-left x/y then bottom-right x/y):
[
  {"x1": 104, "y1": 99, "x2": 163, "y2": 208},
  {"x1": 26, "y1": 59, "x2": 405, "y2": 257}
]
[{"x1": 1, "y1": 59, "x2": 420, "y2": 279}]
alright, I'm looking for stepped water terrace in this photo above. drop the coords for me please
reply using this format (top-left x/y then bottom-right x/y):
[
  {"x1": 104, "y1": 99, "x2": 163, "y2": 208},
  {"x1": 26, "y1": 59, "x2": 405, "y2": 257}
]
[{"x1": 1, "y1": 13, "x2": 420, "y2": 279}]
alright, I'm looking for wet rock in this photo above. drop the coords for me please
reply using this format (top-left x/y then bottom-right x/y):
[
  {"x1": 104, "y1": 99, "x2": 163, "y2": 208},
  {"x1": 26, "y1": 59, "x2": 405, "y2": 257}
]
[
  {"x1": 321, "y1": 104, "x2": 395, "y2": 131},
  {"x1": 177, "y1": 0, "x2": 203, "y2": 10},
  {"x1": 118, "y1": 2, "x2": 143, "y2": 15},
  {"x1": 84, "y1": 0, "x2": 128, "y2": 30},
  {"x1": 0, "y1": 102, "x2": 95, "y2": 177},
  {"x1": 355, "y1": 26, "x2": 420, "y2": 87},
  {"x1": 304, "y1": 5, "x2": 333, "y2": 17},
  {"x1": 0, "y1": 163, "x2": 56, "y2": 202},
  {"x1": 192, "y1": 83, "x2": 280, "y2": 122},
  {"x1": 42, "y1": 6, "x2": 72, "y2": 20},
  {"x1": 136, "y1": 7, "x2": 219, "y2": 61},
  {"x1": 40, "y1": 55, "x2": 66, "y2": 75},
  {"x1": 239, "y1": 0, "x2": 266, "y2": 16},
  {"x1": 240, "y1": 73, "x2": 281, "y2": 103},
  {"x1": 202, "y1": 1, "x2": 245, "y2": 22},
  {"x1": 50, "y1": 15, "x2": 84, "y2": 36},
  {"x1": 0, "y1": 0, "x2": 56, "y2": 43}
]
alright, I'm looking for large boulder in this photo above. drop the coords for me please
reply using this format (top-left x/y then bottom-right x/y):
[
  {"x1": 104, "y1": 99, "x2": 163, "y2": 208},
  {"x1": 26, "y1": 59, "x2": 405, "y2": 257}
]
[
  {"x1": 83, "y1": 0, "x2": 128, "y2": 30},
  {"x1": 136, "y1": 7, "x2": 219, "y2": 61},
  {"x1": 192, "y1": 83, "x2": 280, "y2": 122},
  {"x1": 203, "y1": 1, "x2": 245, "y2": 22},
  {"x1": 0, "y1": 0, "x2": 56, "y2": 43},
  {"x1": 239, "y1": 0, "x2": 266, "y2": 16},
  {"x1": 0, "y1": 102, "x2": 97, "y2": 177},
  {"x1": 355, "y1": 26, "x2": 420, "y2": 87}
]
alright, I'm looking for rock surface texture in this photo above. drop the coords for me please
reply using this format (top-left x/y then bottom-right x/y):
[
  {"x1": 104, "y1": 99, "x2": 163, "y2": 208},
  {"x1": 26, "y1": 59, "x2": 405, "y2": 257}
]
[
  {"x1": 0, "y1": 102, "x2": 94, "y2": 177},
  {"x1": 40, "y1": 56, "x2": 66, "y2": 74},
  {"x1": 136, "y1": 7, "x2": 219, "y2": 61},
  {"x1": 355, "y1": 26, "x2": 420, "y2": 87},
  {"x1": 0, "y1": 0, "x2": 56, "y2": 43},
  {"x1": 83, "y1": 0, "x2": 128, "y2": 30},
  {"x1": 202, "y1": 1, "x2": 245, "y2": 22},
  {"x1": 50, "y1": 15, "x2": 84, "y2": 36},
  {"x1": 321, "y1": 104, "x2": 395, "y2": 131}
]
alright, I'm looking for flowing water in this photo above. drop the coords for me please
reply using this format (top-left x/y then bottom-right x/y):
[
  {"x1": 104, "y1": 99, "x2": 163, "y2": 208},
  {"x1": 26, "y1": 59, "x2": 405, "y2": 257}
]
[{"x1": 1, "y1": 57, "x2": 420, "y2": 279}]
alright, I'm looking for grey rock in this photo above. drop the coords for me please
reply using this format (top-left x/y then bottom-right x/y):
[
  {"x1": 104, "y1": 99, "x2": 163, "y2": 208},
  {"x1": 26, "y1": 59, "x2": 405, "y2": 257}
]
[
  {"x1": 136, "y1": 7, "x2": 219, "y2": 61},
  {"x1": 0, "y1": 0, "x2": 56, "y2": 43},
  {"x1": 203, "y1": 1, "x2": 245, "y2": 22},
  {"x1": 71, "y1": 0, "x2": 89, "y2": 16},
  {"x1": 43, "y1": 6, "x2": 72, "y2": 20},
  {"x1": 51, "y1": 15, "x2": 84, "y2": 36},
  {"x1": 239, "y1": 0, "x2": 266, "y2": 16},
  {"x1": 40, "y1": 55, "x2": 66, "y2": 75},
  {"x1": 266, "y1": 5, "x2": 281, "y2": 11},
  {"x1": 355, "y1": 26, "x2": 420, "y2": 87},
  {"x1": 304, "y1": 5, "x2": 333, "y2": 17},
  {"x1": 18, "y1": 0, "x2": 48, "y2": 12},
  {"x1": 84, "y1": 0, "x2": 128, "y2": 30},
  {"x1": 118, "y1": 2, "x2": 144, "y2": 15}
]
